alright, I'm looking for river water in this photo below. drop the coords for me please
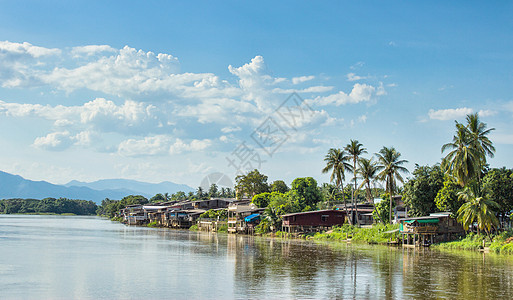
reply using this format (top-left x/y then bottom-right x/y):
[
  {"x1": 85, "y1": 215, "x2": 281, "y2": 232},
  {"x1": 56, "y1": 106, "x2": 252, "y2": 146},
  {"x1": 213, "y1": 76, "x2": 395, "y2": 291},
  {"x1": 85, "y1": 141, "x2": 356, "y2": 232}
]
[{"x1": 1, "y1": 215, "x2": 512, "y2": 299}]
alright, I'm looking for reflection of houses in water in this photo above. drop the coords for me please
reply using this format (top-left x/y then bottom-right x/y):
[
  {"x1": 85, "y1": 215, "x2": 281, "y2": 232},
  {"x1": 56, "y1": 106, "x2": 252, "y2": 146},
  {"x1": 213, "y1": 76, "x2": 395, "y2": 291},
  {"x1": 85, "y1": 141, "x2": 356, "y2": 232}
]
[{"x1": 399, "y1": 212, "x2": 465, "y2": 247}]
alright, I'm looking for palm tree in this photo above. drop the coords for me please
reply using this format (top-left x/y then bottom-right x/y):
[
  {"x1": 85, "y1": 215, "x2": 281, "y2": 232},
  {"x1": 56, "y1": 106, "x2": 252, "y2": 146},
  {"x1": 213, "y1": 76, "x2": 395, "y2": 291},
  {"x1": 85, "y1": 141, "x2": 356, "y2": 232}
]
[
  {"x1": 456, "y1": 182, "x2": 499, "y2": 238},
  {"x1": 466, "y1": 113, "x2": 495, "y2": 180},
  {"x1": 358, "y1": 157, "x2": 378, "y2": 205},
  {"x1": 345, "y1": 140, "x2": 367, "y2": 226},
  {"x1": 376, "y1": 146, "x2": 409, "y2": 223},
  {"x1": 442, "y1": 122, "x2": 482, "y2": 186},
  {"x1": 263, "y1": 205, "x2": 281, "y2": 232},
  {"x1": 322, "y1": 148, "x2": 353, "y2": 224}
]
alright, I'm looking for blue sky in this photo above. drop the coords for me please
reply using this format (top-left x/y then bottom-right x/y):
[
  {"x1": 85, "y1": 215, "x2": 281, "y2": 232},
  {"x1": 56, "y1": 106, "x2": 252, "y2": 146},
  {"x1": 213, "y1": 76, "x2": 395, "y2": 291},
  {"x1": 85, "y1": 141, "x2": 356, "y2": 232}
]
[{"x1": 0, "y1": 1, "x2": 512, "y2": 189}]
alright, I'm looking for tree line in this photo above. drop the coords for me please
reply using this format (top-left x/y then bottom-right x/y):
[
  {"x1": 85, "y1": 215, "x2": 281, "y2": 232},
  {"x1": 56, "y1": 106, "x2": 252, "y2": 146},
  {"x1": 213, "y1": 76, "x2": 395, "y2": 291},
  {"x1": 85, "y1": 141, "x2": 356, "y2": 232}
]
[{"x1": 0, "y1": 198, "x2": 97, "y2": 215}]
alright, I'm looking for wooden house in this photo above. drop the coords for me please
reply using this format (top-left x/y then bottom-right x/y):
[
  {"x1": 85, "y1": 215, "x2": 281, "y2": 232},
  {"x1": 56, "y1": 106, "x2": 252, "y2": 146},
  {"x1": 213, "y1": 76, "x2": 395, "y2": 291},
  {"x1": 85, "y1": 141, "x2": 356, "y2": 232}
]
[
  {"x1": 281, "y1": 209, "x2": 347, "y2": 233},
  {"x1": 399, "y1": 212, "x2": 465, "y2": 247},
  {"x1": 227, "y1": 200, "x2": 264, "y2": 233}
]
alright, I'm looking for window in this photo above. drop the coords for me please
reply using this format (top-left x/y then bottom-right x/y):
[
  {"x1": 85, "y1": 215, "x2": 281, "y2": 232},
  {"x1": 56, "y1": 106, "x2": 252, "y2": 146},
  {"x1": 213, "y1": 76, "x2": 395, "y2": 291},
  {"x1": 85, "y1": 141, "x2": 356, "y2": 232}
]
[{"x1": 321, "y1": 215, "x2": 329, "y2": 222}]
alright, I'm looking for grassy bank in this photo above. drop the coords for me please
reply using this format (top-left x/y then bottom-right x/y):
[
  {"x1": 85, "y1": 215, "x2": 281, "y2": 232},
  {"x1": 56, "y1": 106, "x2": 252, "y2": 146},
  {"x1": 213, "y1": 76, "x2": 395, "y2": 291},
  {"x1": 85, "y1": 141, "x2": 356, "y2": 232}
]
[{"x1": 433, "y1": 230, "x2": 513, "y2": 254}]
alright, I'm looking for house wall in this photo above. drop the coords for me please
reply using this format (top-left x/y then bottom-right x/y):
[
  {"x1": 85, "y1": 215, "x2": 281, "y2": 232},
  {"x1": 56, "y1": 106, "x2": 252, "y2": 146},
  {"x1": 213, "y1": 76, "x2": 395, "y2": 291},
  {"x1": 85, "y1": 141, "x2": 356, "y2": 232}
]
[{"x1": 283, "y1": 211, "x2": 346, "y2": 227}]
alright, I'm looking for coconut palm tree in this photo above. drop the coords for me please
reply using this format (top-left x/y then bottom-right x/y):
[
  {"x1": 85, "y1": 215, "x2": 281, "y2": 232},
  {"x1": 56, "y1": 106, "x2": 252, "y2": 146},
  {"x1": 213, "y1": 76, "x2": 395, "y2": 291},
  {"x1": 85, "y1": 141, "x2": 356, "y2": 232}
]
[
  {"x1": 442, "y1": 122, "x2": 482, "y2": 187},
  {"x1": 322, "y1": 148, "x2": 353, "y2": 224},
  {"x1": 466, "y1": 113, "x2": 495, "y2": 180},
  {"x1": 457, "y1": 182, "x2": 499, "y2": 238},
  {"x1": 358, "y1": 157, "x2": 378, "y2": 205},
  {"x1": 345, "y1": 140, "x2": 367, "y2": 226},
  {"x1": 376, "y1": 146, "x2": 409, "y2": 223}
]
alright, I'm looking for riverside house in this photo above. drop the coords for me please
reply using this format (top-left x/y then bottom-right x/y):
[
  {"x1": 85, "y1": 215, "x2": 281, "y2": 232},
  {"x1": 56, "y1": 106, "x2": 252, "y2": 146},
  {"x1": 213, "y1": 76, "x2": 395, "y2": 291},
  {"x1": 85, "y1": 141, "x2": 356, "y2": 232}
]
[
  {"x1": 281, "y1": 209, "x2": 347, "y2": 233},
  {"x1": 227, "y1": 200, "x2": 264, "y2": 233},
  {"x1": 399, "y1": 212, "x2": 465, "y2": 247}
]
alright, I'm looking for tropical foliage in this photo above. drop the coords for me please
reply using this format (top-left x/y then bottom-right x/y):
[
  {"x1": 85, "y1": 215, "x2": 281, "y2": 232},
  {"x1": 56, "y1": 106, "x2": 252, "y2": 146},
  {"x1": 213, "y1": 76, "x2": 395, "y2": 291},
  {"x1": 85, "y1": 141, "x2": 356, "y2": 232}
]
[
  {"x1": 456, "y1": 183, "x2": 499, "y2": 236},
  {"x1": 376, "y1": 146, "x2": 409, "y2": 223},
  {"x1": 0, "y1": 198, "x2": 97, "y2": 215}
]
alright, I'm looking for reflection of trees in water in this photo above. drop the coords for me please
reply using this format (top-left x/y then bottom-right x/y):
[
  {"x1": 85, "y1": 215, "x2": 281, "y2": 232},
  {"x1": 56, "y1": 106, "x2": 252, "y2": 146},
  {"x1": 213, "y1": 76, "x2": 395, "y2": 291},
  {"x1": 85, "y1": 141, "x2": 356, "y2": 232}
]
[
  {"x1": 230, "y1": 237, "x2": 383, "y2": 298},
  {"x1": 402, "y1": 248, "x2": 513, "y2": 299}
]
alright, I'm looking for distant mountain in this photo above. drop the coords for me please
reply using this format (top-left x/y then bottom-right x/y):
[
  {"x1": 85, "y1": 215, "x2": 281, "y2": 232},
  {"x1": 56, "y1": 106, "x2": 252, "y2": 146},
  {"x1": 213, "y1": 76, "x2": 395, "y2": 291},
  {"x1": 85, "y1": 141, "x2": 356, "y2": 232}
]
[
  {"x1": 64, "y1": 179, "x2": 194, "y2": 197},
  {"x1": 0, "y1": 171, "x2": 128, "y2": 203},
  {"x1": 0, "y1": 171, "x2": 194, "y2": 204}
]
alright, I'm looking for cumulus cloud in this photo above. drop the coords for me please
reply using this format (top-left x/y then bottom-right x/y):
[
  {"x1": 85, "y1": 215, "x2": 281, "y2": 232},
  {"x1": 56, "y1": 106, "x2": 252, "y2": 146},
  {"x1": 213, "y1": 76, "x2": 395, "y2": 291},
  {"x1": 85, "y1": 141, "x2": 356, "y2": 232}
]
[
  {"x1": 0, "y1": 41, "x2": 61, "y2": 58},
  {"x1": 32, "y1": 130, "x2": 95, "y2": 151},
  {"x1": 314, "y1": 83, "x2": 385, "y2": 106},
  {"x1": 0, "y1": 98, "x2": 163, "y2": 134},
  {"x1": 478, "y1": 109, "x2": 497, "y2": 117},
  {"x1": 71, "y1": 45, "x2": 116, "y2": 57},
  {"x1": 169, "y1": 138, "x2": 212, "y2": 154},
  {"x1": 292, "y1": 75, "x2": 315, "y2": 84},
  {"x1": 428, "y1": 107, "x2": 473, "y2": 120},
  {"x1": 346, "y1": 73, "x2": 367, "y2": 82}
]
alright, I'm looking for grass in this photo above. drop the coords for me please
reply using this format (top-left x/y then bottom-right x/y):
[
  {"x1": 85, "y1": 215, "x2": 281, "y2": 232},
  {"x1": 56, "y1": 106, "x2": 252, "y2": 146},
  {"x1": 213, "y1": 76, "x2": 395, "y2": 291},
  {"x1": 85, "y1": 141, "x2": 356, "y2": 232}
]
[
  {"x1": 433, "y1": 230, "x2": 513, "y2": 254},
  {"x1": 489, "y1": 230, "x2": 513, "y2": 254},
  {"x1": 312, "y1": 223, "x2": 401, "y2": 244},
  {"x1": 432, "y1": 233, "x2": 486, "y2": 251}
]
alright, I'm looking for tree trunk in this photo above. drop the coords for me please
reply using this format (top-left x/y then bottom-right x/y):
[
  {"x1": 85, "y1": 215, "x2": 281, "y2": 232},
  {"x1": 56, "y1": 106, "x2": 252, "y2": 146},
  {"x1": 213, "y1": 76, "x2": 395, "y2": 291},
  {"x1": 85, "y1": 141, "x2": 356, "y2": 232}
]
[
  {"x1": 354, "y1": 159, "x2": 359, "y2": 226},
  {"x1": 341, "y1": 184, "x2": 353, "y2": 225},
  {"x1": 388, "y1": 176, "x2": 393, "y2": 224}
]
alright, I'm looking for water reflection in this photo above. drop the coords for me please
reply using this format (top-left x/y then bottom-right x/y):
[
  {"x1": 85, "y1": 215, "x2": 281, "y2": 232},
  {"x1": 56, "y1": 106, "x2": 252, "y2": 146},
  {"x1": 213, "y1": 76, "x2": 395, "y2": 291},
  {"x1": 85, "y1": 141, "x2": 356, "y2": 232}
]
[{"x1": 1, "y1": 215, "x2": 513, "y2": 299}]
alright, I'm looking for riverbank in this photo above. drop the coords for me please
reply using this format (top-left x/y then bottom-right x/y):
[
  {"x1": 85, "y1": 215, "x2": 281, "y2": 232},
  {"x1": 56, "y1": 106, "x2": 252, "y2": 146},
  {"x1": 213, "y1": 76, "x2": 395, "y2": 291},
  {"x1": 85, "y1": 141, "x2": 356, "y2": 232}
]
[{"x1": 432, "y1": 231, "x2": 513, "y2": 254}]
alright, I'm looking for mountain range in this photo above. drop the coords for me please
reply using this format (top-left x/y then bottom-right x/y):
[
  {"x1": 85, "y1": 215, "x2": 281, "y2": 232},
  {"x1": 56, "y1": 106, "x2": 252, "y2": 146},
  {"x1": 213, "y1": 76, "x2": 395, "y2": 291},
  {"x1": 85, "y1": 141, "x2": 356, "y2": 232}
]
[{"x1": 0, "y1": 171, "x2": 194, "y2": 204}]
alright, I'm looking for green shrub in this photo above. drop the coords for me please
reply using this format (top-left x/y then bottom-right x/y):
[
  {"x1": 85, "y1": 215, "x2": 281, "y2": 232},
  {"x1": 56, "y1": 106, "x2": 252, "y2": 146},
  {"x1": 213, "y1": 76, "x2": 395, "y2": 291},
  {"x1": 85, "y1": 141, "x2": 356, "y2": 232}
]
[
  {"x1": 434, "y1": 233, "x2": 485, "y2": 251},
  {"x1": 147, "y1": 221, "x2": 158, "y2": 227},
  {"x1": 189, "y1": 224, "x2": 199, "y2": 231},
  {"x1": 312, "y1": 224, "x2": 400, "y2": 244},
  {"x1": 217, "y1": 224, "x2": 228, "y2": 233}
]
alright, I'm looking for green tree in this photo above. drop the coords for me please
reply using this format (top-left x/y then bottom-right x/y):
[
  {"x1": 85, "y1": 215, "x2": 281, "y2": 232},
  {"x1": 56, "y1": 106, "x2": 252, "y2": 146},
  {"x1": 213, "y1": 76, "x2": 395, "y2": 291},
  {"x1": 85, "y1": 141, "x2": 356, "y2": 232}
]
[
  {"x1": 482, "y1": 168, "x2": 513, "y2": 220},
  {"x1": 150, "y1": 193, "x2": 165, "y2": 203},
  {"x1": 252, "y1": 192, "x2": 271, "y2": 208},
  {"x1": 345, "y1": 139, "x2": 367, "y2": 226},
  {"x1": 441, "y1": 114, "x2": 494, "y2": 186},
  {"x1": 402, "y1": 164, "x2": 444, "y2": 217},
  {"x1": 322, "y1": 148, "x2": 353, "y2": 223},
  {"x1": 466, "y1": 113, "x2": 495, "y2": 180},
  {"x1": 373, "y1": 193, "x2": 393, "y2": 224},
  {"x1": 358, "y1": 157, "x2": 379, "y2": 205},
  {"x1": 290, "y1": 177, "x2": 322, "y2": 211},
  {"x1": 235, "y1": 169, "x2": 269, "y2": 199},
  {"x1": 435, "y1": 177, "x2": 464, "y2": 214},
  {"x1": 270, "y1": 180, "x2": 289, "y2": 193},
  {"x1": 208, "y1": 183, "x2": 219, "y2": 198},
  {"x1": 196, "y1": 187, "x2": 206, "y2": 199},
  {"x1": 457, "y1": 182, "x2": 499, "y2": 237},
  {"x1": 376, "y1": 146, "x2": 409, "y2": 223}
]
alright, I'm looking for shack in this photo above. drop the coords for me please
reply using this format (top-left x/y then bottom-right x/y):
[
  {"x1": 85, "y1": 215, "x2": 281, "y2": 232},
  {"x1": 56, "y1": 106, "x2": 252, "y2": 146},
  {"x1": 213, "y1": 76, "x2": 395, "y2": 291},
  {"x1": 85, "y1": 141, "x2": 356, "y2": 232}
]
[
  {"x1": 399, "y1": 212, "x2": 465, "y2": 246},
  {"x1": 281, "y1": 209, "x2": 347, "y2": 233}
]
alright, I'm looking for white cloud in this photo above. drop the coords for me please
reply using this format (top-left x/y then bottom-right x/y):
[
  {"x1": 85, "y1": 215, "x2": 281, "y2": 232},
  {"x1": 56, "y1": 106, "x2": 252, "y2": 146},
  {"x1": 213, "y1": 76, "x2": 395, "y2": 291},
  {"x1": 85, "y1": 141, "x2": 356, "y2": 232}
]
[
  {"x1": 0, "y1": 41, "x2": 61, "y2": 58},
  {"x1": 428, "y1": 107, "x2": 473, "y2": 120},
  {"x1": 314, "y1": 83, "x2": 385, "y2": 106},
  {"x1": 478, "y1": 109, "x2": 497, "y2": 117},
  {"x1": 32, "y1": 130, "x2": 94, "y2": 151},
  {"x1": 292, "y1": 75, "x2": 315, "y2": 84},
  {"x1": 71, "y1": 45, "x2": 116, "y2": 57},
  {"x1": 221, "y1": 126, "x2": 242, "y2": 133},
  {"x1": 169, "y1": 138, "x2": 212, "y2": 154},
  {"x1": 346, "y1": 73, "x2": 367, "y2": 82},
  {"x1": 118, "y1": 135, "x2": 172, "y2": 157}
]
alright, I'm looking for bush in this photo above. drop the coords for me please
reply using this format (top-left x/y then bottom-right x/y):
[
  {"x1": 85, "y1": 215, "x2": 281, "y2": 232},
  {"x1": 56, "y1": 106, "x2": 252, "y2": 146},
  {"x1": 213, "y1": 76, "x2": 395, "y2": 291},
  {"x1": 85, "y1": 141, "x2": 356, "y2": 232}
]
[
  {"x1": 189, "y1": 224, "x2": 199, "y2": 231},
  {"x1": 313, "y1": 224, "x2": 400, "y2": 244},
  {"x1": 434, "y1": 233, "x2": 485, "y2": 251},
  {"x1": 147, "y1": 221, "x2": 158, "y2": 227}
]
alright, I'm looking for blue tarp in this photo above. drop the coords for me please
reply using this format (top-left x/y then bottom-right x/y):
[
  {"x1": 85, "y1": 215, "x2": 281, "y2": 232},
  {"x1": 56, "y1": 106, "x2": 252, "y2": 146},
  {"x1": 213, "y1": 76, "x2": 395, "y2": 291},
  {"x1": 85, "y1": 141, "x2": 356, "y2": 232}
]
[{"x1": 245, "y1": 213, "x2": 260, "y2": 222}]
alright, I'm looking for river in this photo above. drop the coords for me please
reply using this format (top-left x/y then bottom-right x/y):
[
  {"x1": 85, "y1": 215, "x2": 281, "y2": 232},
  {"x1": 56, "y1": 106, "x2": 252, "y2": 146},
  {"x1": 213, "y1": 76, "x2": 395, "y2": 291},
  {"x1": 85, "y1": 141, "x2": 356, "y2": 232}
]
[{"x1": 1, "y1": 215, "x2": 512, "y2": 299}]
